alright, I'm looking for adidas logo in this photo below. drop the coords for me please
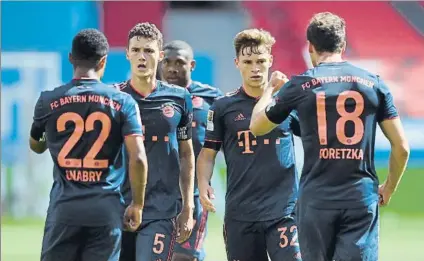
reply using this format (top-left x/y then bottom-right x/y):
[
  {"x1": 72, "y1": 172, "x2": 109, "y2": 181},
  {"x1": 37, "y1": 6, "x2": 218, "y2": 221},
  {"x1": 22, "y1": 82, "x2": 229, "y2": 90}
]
[{"x1": 234, "y1": 113, "x2": 246, "y2": 121}]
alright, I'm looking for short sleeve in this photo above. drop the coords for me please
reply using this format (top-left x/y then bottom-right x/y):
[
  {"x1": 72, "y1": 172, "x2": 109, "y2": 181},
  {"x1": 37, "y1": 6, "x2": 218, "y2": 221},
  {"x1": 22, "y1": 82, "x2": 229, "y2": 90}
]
[
  {"x1": 265, "y1": 77, "x2": 304, "y2": 124},
  {"x1": 376, "y1": 77, "x2": 399, "y2": 122},
  {"x1": 203, "y1": 101, "x2": 224, "y2": 151},
  {"x1": 121, "y1": 95, "x2": 143, "y2": 137},
  {"x1": 215, "y1": 88, "x2": 224, "y2": 98},
  {"x1": 288, "y1": 110, "x2": 301, "y2": 137},
  {"x1": 30, "y1": 93, "x2": 47, "y2": 141},
  {"x1": 177, "y1": 89, "x2": 193, "y2": 140}
]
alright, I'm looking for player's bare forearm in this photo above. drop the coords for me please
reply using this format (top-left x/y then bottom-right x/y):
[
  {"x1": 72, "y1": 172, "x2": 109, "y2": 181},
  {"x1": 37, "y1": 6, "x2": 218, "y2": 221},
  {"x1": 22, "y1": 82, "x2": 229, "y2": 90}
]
[
  {"x1": 29, "y1": 137, "x2": 47, "y2": 154},
  {"x1": 250, "y1": 86, "x2": 276, "y2": 136},
  {"x1": 380, "y1": 118, "x2": 410, "y2": 192},
  {"x1": 179, "y1": 139, "x2": 195, "y2": 213},
  {"x1": 125, "y1": 136, "x2": 148, "y2": 207},
  {"x1": 128, "y1": 156, "x2": 148, "y2": 206},
  {"x1": 387, "y1": 142, "x2": 410, "y2": 191},
  {"x1": 197, "y1": 148, "x2": 218, "y2": 186}
]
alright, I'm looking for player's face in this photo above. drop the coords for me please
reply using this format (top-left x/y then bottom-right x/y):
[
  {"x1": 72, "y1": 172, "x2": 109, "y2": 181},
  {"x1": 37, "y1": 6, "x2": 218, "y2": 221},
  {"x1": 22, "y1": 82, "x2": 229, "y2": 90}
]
[
  {"x1": 235, "y1": 45, "x2": 273, "y2": 88},
  {"x1": 161, "y1": 49, "x2": 195, "y2": 87},
  {"x1": 126, "y1": 36, "x2": 163, "y2": 78}
]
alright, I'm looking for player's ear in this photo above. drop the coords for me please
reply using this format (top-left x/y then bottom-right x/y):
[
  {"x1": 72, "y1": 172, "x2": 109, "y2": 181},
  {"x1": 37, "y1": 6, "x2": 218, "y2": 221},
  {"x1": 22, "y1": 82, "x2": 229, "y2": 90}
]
[
  {"x1": 308, "y1": 41, "x2": 314, "y2": 54},
  {"x1": 125, "y1": 48, "x2": 130, "y2": 60},
  {"x1": 158, "y1": 50, "x2": 164, "y2": 62},
  {"x1": 190, "y1": 60, "x2": 196, "y2": 72},
  {"x1": 341, "y1": 41, "x2": 347, "y2": 53},
  {"x1": 234, "y1": 57, "x2": 239, "y2": 69},
  {"x1": 68, "y1": 53, "x2": 73, "y2": 64},
  {"x1": 97, "y1": 55, "x2": 107, "y2": 71},
  {"x1": 269, "y1": 54, "x2": 274, "y2": 68}
]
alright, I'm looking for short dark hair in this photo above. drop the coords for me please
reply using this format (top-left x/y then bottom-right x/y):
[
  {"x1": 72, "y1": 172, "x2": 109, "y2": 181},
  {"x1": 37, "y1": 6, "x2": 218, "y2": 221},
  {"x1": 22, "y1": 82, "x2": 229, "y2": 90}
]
[
  {"x1": 307, "y1": 12, "x2": 346, "y2": 53},
  {"x1": 234, "y1": 28, "x2": 276, "y2": 57},
  {"x1": 163, "y1": 40, "x2": 194, "y2": 59},
  {"x1": 128, "y1": 22, "x2": 163, "y2": 49},
  {"x1": 71, "y1": 28, "x2": 109, "y2": 68}
]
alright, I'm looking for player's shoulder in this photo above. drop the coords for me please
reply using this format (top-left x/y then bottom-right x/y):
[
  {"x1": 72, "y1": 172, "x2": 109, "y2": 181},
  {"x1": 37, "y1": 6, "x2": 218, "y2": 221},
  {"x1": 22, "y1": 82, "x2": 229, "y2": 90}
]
[
  {"x1": 189, "y1": 81, "x2": 223, "y2": 98},
  {"x1": 341, "y1": 62, "x2": 388, "y2": 93},
  {"x1": 211, "y1": 88, "x2": 240, "y2": 109},
  {"x1": 90, "y1": 81, "x2": 129, "y2": 98},
  {"x1": 37, "y1": 82, "x2": 74, "y2": 102},
  {"x1": 159, "y1": 80, "x2": 188, "y2": 93},
  {"x1": 112, "y1": 80, "x2": 130, "y2": 91},
  {"x1": 292, "y1": 68, "x2": 320, "y2": 83},
  {"x1": 345, "y1": 62, "x2": 380, "y2": 80},
  {"x1": 156, "y1": 80, "x2": 191, "y2": 103}
]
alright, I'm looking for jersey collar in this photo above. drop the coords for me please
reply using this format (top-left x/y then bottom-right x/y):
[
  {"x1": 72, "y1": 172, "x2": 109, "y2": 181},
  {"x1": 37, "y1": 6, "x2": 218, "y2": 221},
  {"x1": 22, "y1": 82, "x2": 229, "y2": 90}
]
[{"x1": 129, "y1": 79, "x2": 158, "y2": 98}]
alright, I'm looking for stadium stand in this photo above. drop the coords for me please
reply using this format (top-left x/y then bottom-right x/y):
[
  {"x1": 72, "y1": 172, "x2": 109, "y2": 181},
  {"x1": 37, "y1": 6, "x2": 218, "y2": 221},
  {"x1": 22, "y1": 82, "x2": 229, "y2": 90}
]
[
  {"x1": 243, "y1": 1, "x2": 424, "y2": 117},
  {"x1": 102, "y1": 1, "x2": 165, "y2": 47}
]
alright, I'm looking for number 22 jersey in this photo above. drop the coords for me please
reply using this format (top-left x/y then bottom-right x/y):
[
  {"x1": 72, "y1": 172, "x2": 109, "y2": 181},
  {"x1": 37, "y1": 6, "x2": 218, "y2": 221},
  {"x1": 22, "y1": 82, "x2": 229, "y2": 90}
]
[
  {"x1": 30, "y1": 79, "x2": 143, "y2": 227},
  {"x1": 265, "y1": 61, "x2": 399, "y2": 209}
]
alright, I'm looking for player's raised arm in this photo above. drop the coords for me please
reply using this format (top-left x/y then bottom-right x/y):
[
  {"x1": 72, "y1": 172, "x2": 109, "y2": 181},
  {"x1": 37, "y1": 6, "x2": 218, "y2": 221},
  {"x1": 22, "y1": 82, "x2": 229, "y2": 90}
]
[
  {"x1": 122, "y1": 96, "x2": 148, "y2": 231},
  {"x1": 176, "y1": 89, "x2": 195, "y2": 243},
  {"x1": 250, "y1": 71, "x2": 290, "y2": 136},
  {"x1": 377, "y1": 80, "x2": 410, "y2": 206},
  {"x1": 29, "y1": 94, "x2": 48, "y2": 154}
]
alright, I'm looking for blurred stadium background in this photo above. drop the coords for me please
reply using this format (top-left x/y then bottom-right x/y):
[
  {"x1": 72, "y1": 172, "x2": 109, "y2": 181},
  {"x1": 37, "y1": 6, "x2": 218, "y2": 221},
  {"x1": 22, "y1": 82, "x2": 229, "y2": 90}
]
[{"x1": 1, "y1": 1, "x2": 424, "y2": 260}]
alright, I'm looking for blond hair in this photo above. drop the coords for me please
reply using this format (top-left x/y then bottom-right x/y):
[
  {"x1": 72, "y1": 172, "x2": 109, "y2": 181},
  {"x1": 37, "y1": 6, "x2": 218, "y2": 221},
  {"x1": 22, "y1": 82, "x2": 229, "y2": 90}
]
[{"x1": 234, "y1": 28, "x2": 276, "y2": 57}]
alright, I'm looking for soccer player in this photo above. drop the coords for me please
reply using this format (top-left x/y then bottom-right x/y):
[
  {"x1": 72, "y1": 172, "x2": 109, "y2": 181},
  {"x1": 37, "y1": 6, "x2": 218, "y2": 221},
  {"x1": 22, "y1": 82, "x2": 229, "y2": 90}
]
[
  {"x1": 117, "y1": 23, "x2": 195, "y2": 261},
  {"x1": 29, "y1": 29, "x2": 148, "y2": 261},
  {"x1": 197, "y1": 29, "x2": 302, "y2": 261},
  {"x1": 250, "y1": 12, "x2": 410, "y2": 261},
  {"x1": 160, "y1": 40, "x2": 223, "y2": 261}
]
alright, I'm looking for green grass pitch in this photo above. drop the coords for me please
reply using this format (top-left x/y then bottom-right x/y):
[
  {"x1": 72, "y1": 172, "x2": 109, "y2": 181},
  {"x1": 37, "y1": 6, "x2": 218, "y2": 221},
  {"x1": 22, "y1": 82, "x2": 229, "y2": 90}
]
[{"x1": 2, "y1": 168, "x2": 423, "y2": 261}]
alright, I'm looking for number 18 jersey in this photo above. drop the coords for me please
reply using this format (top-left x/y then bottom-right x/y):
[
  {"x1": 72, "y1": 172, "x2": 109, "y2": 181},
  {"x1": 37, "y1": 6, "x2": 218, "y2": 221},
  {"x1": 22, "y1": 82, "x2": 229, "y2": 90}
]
[
  {"x1": 265, "y1": 62, "x2": 399, "y2": 209},
  {"x1": 30, "y1": 79, "x2": 143, "y2": 226}
]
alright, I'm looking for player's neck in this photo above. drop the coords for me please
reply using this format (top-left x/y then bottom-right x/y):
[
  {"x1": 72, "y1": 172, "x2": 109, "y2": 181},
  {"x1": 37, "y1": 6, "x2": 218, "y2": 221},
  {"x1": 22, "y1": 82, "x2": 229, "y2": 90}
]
[
  {"x1": 73, "y1": 68, "x2": 100, "y2": 81},
  {"x1": 242, "y1": 83, "x2": 265, "y2": 98},
  {"x1": 130, "y1": 75, "x2": 156, "y2": 96},
  {"x1": 185, "y1": 79, "x2": 192, "y2": 88},
  {"x1": 315, "y1": 53, "x2": 344, "y2": 65}
]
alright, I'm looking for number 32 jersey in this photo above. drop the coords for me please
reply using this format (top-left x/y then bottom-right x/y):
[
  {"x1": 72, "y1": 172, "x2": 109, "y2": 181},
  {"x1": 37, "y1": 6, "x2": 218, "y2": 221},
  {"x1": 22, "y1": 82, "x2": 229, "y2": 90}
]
[
  {"x1": 30, "y1": 79, "x2": 143, "y2": 227},
  {"x1": 265, "y1": 62, "x2": 399, "y2": 209}
]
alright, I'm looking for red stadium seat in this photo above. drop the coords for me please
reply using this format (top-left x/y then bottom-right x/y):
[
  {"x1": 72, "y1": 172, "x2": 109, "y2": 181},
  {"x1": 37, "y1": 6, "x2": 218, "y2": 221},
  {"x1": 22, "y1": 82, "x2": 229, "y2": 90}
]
[
  {"x1": 102, "y1": 1, "x2": 165, "y2": 48},
  {"x1": 243, "y1": 1, "x2": 424, "y2": 118}
]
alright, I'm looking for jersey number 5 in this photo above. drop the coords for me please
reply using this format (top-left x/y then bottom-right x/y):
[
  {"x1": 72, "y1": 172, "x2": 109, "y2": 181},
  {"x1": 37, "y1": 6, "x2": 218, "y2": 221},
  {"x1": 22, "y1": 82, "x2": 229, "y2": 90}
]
[
  {"x1": 57, "y1": 112, "x2": 111, "y2": 168},
  {"x1": 316, "y1": 90, "x2": 364, "y2": 145}
]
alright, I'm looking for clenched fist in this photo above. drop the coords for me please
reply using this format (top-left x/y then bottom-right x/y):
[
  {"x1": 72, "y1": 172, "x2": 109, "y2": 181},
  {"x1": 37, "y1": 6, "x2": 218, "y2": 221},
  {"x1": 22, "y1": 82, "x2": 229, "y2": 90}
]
[{"x1": 269, "y1": 71, "x2": 289, "y2": 93}]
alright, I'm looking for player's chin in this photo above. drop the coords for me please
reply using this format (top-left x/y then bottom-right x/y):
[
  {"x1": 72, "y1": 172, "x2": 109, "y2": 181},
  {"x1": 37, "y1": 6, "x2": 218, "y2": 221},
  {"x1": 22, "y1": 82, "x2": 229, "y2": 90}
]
[
  {"x1": 165, "y1": 78, "x2": 181, "y2": 86},
  {"x1": 248, "y1": 80, "x2": 265, "y2": 88},
  {"x1": 134, "y1": 70, "x2": 152, "y2": 78}
]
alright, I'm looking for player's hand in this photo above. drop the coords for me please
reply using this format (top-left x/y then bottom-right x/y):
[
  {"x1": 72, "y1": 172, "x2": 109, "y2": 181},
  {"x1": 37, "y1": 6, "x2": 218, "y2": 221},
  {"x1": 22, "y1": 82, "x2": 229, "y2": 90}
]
[
  {"x1": 123, "y1": 203, "x2": 143, "y2": 232},
  {"x1": 176, "y1": 209, "x2": 194, "y2": 243},
  {"x1": 378, "y1": 182, "x2": 394, "y2": 207},
  {"x1": 268, "y1": 70, "x2": 289, "y2": 93},
  {"x1": 199, "y1": 185, "x2": 216, "y2": 213}
]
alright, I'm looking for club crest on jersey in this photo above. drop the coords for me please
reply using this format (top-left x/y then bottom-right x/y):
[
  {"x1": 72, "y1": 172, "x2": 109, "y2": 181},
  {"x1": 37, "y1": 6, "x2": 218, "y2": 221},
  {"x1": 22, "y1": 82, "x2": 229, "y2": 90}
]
[
  {"x1": 161, "y1": 103, "x2": 175, "y2": 118},
  {"x1": 192, "y1": 96, "x2": 203, "y2": 108}
]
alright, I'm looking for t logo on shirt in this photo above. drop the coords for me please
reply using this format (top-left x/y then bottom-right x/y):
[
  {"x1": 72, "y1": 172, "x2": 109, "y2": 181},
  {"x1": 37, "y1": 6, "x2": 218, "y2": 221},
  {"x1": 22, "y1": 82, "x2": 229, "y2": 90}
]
[{"x1": 237, "y1": 130, "x2": 256, "y2": 154}]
